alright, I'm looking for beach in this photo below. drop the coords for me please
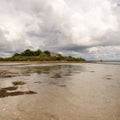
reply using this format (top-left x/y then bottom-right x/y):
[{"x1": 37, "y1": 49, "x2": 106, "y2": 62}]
[{"x1": 0, "y1": 62, "x2": 120, "y2": 120}]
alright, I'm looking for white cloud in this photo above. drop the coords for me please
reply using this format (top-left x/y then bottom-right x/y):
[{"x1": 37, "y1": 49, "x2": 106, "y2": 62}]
[
  {"x1": 88, "y1": 46, "x2": 120, "y2": 60},
  {"x1": 0, "y1": 0, "x2": 119, "y2": 60}
]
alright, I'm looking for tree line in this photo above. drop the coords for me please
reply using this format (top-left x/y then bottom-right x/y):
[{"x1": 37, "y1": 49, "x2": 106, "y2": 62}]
[
  {"x1": 13, "y1": 49, "x2": 51, "y2": 57},
  {"x1": 0, "y1": 49, "x2": 86, "y2": 62}
]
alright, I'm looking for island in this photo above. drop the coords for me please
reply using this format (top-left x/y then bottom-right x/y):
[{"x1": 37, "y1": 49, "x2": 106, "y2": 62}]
[{"x1": 0, "y1": 49, "x2": 86, "y2": 62}]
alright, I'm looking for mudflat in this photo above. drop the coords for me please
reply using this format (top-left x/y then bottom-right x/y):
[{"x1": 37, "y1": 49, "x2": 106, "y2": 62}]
[{"x1": 0, "y1": 62, "x2": 120, "y2": 120}]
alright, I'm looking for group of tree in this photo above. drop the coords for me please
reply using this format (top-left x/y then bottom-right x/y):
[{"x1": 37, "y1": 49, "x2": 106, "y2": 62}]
[
  {"x1": 13, "y1": 49, "x2": 51, "y2": 57},
  {"x1": 0, "y1": 49, "x2": 86, "y2": 62}
]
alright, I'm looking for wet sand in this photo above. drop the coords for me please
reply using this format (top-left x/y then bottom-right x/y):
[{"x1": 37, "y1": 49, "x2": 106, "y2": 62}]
[{"x1": 0, "y1": 62, "x2": 120, "y2": 120}]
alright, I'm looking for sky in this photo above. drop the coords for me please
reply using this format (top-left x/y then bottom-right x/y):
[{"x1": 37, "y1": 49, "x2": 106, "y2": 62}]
[{"x1": 0, "y1": 0, "x2": 120, "y2": 60}]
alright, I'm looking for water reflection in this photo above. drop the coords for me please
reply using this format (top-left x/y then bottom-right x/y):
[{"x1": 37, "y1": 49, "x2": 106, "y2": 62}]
[
  {"x1": 0, "y1": 64, "x2": 84, "y2": 97},
  {"x1": 21, "y1": 65, "x2": 84, "y2": 86},
  {"x1": 21, "y1": 65, "x2": 84, "y2": 76}
]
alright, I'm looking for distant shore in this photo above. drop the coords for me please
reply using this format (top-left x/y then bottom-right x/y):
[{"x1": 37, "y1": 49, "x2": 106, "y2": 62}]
[
  {"x1": 0, "y1": 60, "x2": 88, "y2": 64},
  {"x1": 0, "y1": 49, "x2": 86, "y2": 63}
]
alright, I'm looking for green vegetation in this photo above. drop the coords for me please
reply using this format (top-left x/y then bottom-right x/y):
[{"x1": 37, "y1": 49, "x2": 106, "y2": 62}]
[{"x1": 0, "y1": 49, "x2": 86, "y2": 62}]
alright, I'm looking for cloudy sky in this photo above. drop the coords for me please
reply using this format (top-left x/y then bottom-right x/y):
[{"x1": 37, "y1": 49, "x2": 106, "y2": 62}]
[{"x1": 0, "y1": 0, "x2": 120, "y2": 60}]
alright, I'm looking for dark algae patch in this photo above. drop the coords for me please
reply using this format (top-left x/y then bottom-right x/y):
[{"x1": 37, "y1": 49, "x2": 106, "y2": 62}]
[
  {"x1": 0, "y1": 88, "x2": 37, "y2": 98},
  {"x1": 51, "y1": 73, "x2": 62, "y2": 78},
  {"x1": 106, "y1": 77, "x2": 112, "y2": 80},
  {"x1": 12, "y1": 81, "x2": 26, "y2": 85},
  {"x1": 105, "y1": 75, "x2": 112, "y2": 80},
  {"x1": 3, "y1": 86, "x2": 18, "y2": 91},
  {"x1": 7, "y1": 91, "x2": 36, "y2": 97},
  {"x1": 34, "y1": 81, "x2": 42, "y2": 84},
  {"x1": 64, "y1": 73, "x2": 72, "y2": 76},
  {"x1": 0, "y1": 89, "x2": 7, "y2": 98},
  {"x1": 44, "y1": 112, "x2": 59, "y2": 120},
  {"x1": 0, "y1": 81, "x2": 36, "y2": 98},
  {"x1": 0, "y1": 70, "x2": 19, "y2": 78},
  {"x1": 58, "y1": 84, "x2": 67, "y2": 87},
  {"x1": 89, "y1": 71, "x2": 95, "y2": 72}
]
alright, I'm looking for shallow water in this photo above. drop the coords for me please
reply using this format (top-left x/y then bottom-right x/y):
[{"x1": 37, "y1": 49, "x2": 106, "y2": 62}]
[{"x1": 0, "y1": 62, "x2": 120, "y2": 120}]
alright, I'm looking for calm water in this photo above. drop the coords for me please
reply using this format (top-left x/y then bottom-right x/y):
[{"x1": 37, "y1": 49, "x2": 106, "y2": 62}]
[{"x1": 0, "y1": 62, "x2": 120, "y2": 120}]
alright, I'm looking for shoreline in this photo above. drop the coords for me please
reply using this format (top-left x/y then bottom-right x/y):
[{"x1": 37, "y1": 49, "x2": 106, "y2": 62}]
[{"x1": 0, "y1": 60, "x2": 88, "y2": 64}]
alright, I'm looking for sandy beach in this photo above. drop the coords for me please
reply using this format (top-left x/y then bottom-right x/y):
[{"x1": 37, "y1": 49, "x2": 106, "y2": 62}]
[{"x1": 0, "y1": 62, "x2": 120, "y2": 120}]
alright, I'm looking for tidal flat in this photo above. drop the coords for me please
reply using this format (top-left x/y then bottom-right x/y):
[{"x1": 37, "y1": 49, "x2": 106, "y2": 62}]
[{"x1": 0, "y1": 62, "x2": 120, "y2": 120}]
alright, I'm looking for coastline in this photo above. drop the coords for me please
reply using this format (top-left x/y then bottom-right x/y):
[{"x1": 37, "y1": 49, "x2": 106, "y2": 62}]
[{"x1": 0, "y1": 60, "x2": 88, "y2": 64}]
